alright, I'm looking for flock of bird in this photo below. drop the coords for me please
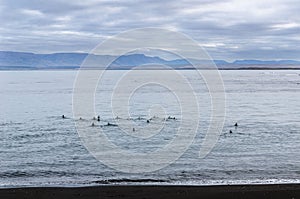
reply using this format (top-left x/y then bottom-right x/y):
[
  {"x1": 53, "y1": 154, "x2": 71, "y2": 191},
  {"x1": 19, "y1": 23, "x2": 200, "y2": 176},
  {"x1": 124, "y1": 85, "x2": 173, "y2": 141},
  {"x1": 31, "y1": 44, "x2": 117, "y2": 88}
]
[
  {"x1": 62, "y1": 114, "x2": 238, "y2": 133},
  {"x1": 61, "y1": 114, "x2": 177, "y2": 130},
  {"x1": 229, "y1": 123, "x2": 238, "y2": 134}
]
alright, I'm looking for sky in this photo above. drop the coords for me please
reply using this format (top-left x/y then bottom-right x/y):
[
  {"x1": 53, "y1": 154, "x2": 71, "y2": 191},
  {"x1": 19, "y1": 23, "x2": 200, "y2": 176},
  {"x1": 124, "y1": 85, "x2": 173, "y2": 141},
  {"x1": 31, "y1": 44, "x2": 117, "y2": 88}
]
[{"x1": 1, "y1": 0, "x2": 300, "y2": 61}]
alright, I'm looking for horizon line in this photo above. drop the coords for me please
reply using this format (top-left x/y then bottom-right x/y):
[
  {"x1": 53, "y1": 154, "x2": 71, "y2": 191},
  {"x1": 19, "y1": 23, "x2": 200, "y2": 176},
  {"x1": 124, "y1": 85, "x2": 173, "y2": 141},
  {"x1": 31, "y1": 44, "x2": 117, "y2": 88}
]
[{"x1": 1, "y1": 50, "x2": 300, "y2": 63}]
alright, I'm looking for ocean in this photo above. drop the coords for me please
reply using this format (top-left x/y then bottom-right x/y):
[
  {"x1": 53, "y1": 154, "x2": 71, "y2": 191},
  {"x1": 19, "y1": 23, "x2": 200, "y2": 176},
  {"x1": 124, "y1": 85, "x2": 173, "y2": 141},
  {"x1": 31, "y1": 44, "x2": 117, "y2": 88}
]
[{"x1": 0, "y1": 70, "x2": 299, "y2": 187}]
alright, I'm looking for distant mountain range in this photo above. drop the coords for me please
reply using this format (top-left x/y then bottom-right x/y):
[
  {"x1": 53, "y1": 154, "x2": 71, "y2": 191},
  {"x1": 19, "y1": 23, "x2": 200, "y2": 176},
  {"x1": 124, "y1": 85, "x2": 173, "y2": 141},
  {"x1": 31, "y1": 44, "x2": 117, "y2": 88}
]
[{"x1": 1, "y1": 51, "x2": 300, "y2": 70}]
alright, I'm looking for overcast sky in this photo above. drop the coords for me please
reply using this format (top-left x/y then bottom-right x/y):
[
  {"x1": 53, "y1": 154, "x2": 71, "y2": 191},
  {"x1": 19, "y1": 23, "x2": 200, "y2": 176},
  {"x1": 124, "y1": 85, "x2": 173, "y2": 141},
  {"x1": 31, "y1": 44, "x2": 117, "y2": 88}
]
[{"x1": 1, "y1": 0, "x2": 300, "y2": 61}]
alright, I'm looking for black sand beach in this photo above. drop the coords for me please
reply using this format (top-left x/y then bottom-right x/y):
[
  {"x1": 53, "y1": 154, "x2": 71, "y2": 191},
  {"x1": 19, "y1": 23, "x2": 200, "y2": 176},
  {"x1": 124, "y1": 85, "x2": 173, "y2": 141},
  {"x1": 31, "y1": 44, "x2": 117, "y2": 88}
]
[{"x1": 0, "y1": 184, "x2": 299, "y2": 199}]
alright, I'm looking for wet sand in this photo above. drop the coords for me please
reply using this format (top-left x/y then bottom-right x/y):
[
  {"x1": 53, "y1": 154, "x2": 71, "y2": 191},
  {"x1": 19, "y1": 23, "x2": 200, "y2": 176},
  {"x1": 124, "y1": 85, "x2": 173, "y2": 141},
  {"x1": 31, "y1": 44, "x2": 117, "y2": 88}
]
[{"x1": 0, "y1": 184, "x2": 299, "y2": 199}]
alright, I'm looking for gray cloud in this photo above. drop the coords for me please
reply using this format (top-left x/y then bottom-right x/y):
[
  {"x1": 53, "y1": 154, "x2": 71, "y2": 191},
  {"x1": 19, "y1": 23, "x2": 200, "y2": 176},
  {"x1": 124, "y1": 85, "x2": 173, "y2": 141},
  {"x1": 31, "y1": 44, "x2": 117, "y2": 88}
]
[{"x1": 0, "y1": 0, "x2": 300, "y2": 60}]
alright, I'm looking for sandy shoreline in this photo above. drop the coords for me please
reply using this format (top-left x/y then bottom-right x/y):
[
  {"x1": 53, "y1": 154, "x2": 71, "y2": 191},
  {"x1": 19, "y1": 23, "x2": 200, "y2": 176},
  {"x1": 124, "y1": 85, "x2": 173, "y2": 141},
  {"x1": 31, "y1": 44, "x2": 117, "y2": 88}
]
[{"x1": 0, "y1": 184, "x2": 299, "y2": 199}]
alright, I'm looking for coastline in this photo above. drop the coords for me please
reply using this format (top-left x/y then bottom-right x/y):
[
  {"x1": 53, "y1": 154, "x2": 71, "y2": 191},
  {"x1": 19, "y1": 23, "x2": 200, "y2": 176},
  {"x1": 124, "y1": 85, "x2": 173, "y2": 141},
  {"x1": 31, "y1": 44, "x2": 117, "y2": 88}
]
[
  {"x1": 1, "y1": 67, "x2": 300, "y2": 71},
  {"x1": 1, "y1": 184, "x2": 299, "y2": 199}
]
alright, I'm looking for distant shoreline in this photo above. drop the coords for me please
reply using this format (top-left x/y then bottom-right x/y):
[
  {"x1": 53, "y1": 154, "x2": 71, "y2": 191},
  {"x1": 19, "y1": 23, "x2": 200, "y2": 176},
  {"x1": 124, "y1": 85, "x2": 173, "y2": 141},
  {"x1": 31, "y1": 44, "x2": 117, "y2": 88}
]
[
  {"x1": 0, "y1": 184, "x2": 299, "y2": 199},
  {"x1": 1, "y1": 67, "x2": 300, "y2": 71}
]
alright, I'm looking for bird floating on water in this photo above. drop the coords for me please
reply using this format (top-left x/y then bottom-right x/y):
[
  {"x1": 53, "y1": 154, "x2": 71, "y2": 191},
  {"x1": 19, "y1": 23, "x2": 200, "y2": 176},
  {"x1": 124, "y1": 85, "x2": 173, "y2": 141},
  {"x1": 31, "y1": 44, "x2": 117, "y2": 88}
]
[
  {"x1": 106, "y1": 122, "x2": 118, "y2": 126},
  {"x1": 167, "y1": 116, "x2": 176, "y2": 120}
]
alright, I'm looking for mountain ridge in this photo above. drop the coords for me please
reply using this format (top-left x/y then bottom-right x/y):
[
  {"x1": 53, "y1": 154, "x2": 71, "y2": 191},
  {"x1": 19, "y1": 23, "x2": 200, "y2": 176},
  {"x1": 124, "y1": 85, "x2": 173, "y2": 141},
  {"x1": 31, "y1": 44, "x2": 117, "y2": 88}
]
[{"x1": 1, "y1": 51, "x2": 300, "y2": 70}]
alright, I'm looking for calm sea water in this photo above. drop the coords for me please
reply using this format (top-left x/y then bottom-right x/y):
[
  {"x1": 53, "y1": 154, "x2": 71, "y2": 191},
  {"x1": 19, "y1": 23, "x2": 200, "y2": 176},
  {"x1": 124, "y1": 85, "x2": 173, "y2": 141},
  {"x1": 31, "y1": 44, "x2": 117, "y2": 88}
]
[{"x1": 0, "y1": 70, "x2": 300, "y2": 187}]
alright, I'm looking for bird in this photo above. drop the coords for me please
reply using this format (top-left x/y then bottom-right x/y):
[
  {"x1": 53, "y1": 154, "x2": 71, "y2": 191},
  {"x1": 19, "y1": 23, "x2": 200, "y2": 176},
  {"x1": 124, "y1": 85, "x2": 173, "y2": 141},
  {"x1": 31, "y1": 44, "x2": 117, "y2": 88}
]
[
  {"x1": 106, "y1": 122, "x2": 118, "y2": 126},
  {"x1": 62, "y1": 115, "x2": 65, "y2": 119},
  {"x1": 97, "y1": 116, "x2": 100, "y2": 122},
  {"x1": 168, "y1": 116, "x2": 176, "y2": 120},
  {"x1": 229, "y1": 130, "x2": 233, "y2": 134},
  {"x1": 234, "y1": 123, "x2": 238, "y2": 127},
  {"x1": 147, "y1": 120, "x2": 150, "y2": 123},
  {"x1": 91, "y1": 122, "x2": 95, "y2": 127}
]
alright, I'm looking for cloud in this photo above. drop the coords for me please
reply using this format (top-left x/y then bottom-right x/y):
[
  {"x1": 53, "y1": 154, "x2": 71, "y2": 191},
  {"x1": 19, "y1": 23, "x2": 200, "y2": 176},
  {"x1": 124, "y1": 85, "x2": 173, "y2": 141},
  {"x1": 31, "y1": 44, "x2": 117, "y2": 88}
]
[
  {"x1": 271, "y1": 22, "x2": 300, "y2": 30},
  {"x1": 21, "y1": 9, "x2": 44, "y2": 17},
  {"x1": 0, "y1": 0, "x2": 300, "y2": 60}
]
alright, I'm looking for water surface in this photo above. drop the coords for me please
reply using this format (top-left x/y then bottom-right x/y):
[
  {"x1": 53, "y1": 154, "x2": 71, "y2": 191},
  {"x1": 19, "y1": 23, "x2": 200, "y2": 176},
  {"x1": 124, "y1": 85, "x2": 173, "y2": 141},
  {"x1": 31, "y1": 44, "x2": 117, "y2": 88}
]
[{"x1": 0, "y1": 70, "x2": 299, "y2": 187}]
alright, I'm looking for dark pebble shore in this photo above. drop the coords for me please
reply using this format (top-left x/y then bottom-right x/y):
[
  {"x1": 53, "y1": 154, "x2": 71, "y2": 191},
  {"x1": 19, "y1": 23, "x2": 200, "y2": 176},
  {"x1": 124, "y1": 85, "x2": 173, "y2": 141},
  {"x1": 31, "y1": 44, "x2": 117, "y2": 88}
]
[{"x1": 0, "y1": 184, "x2": 299, "y2": 199}]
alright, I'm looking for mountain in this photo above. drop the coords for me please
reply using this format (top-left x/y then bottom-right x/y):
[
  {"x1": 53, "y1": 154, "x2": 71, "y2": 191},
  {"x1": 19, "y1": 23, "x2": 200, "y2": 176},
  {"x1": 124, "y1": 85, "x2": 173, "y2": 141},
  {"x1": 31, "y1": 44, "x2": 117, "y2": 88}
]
[
  {"x1": 113, "y1": 54, "x2": 166, "y2": 66},
  {"x1": 0, "y1": 51, "x2": 167, "y2": 69},
  {"x1": 0, "y1": 51, "x2": 300, "y2": 70},
  {"x1": 0, "y1": 51, "x2": 88, "y2": 69},
  {"x1": 233, "y1": 60, "x2": 300, "y2": 65}
]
